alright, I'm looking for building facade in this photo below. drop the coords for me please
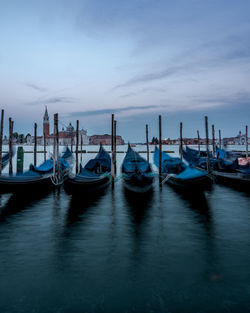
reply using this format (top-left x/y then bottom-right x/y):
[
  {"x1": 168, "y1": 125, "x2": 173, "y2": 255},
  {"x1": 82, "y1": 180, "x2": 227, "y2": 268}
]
[
  {"x1": 223, "y1": 131, "x2": 249, "y2": 146},
  {"x1": 89, "y1": 134, "x2": 124, "y2": 145},
  {"x1": 43, "y1": 106, "x2": 49, "y2": 138}
]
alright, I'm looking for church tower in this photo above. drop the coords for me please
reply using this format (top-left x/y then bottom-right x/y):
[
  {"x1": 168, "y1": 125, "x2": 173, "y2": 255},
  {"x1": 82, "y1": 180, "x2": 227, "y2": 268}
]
[{"x1": 43, "y1": 106, "x2": 49, "y2": 137}]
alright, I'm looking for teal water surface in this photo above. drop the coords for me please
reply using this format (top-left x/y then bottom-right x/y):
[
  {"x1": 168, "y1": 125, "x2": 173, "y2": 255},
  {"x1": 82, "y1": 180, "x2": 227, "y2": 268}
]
[{"x1": 0, "y1": 145, "x2": 250, "y2": 312}]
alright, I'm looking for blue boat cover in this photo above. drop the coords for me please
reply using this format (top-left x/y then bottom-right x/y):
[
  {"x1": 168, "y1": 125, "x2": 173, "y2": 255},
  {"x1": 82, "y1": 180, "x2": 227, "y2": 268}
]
[
  {"x1": 216, "y1": 148, "x2": 227, "y2": 159},
  {"x1": 154, "y1": 147, "x2": 207, "y2": 180},
  {"x1": 183, "y1": 146, "x2": 218, "y2": 170},
  {"x1": 183, "y1": 146, "x2": 250, "y2": 174},
  {"x1": 79, "y1": 145, "x2": 111, "y2": 177},
  {"x1": 30, "y1": 157, "x2": 70, "y2": 174},
  {"x1": 122, "y1": 145, "x2": 151, "y2": 173},
  {"x1": 61, "y1": 147, "x2": 73, "y2": 160}
]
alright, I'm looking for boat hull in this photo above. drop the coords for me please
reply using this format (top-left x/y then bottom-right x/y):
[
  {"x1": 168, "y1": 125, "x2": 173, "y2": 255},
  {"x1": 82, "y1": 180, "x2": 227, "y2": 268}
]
[
  {"x1": 0, "y1": 174, "x2": 54, "y2": 194},
  {"x1": 213, "y1": 170, "x2": 250, "y2": 190},
  {"x1": 64, "y1": 174, "x2": 111, "y2": 194},
  {"x1": 162, "y1": 173, "x2": 213, "y2": 192},
  {"x1": 122, "y1": 173, "x2": 154, "y2": 193}
]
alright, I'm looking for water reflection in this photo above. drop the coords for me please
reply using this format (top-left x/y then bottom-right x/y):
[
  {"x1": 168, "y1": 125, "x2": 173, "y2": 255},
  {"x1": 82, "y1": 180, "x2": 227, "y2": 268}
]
[
  {"x1": 65, "y1": 187, "x2": 109, "y2": 226},
  {"x1": 180, "y1": 191, "x2": 213, "y2": 234},
  {"x1": 0, "y1": 190, "x2": 52, "y2": 220},
  {"x1": 123, "y1": 187, "x2": 154, "y2": 227}
]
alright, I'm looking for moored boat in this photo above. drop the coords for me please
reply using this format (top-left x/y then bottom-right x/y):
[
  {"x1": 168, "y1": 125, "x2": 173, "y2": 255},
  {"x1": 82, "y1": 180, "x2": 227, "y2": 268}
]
[
  {"x1": 154, "y1": 147, "x2": 212, "y2": 191},
  {"x1": 121, "y1": 145, "x2": 154, "y2": 193},
  {"x1": 64, "y1": 145, "x2": 111, "y2": 194},
  {"x1": 183, "y1": 146, "x2": 250, "y2": 190},
  {"x1": 0, "y1": 147, "x2": 72, "y2": 194}
]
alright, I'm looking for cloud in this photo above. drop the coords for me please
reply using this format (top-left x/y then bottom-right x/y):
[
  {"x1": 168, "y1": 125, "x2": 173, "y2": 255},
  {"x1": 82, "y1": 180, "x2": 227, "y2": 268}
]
[
  {"x1": 114, "y1": 30, "x2": 250, "y2": 89},
  {"x1": 67, "y1": 105, "x2": 160, "y2": 117},
  {"x1": 25, "y1": 83, "x2": 48, "y2": 92},
  {"x1": 26, "y1": 96, "x2": 76, "y2": 106},
  {"x1": 120, "y1": 87, "x2": 166, "y2": 98}
]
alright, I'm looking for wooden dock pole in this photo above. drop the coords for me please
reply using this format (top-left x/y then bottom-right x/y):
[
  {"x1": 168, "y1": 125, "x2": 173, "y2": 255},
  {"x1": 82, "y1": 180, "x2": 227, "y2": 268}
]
[
  {"x1": 43, "y1": 128, "x2": 46, "y2": 161},
  {"x1": 146, "y1": 124, "x2": 149, "y2": 162},
  {"x1": 16, "y1": 146, "x2": 24, "y2": 174},
  {"x1": 212, "y1": 124, "x2": 215, "y2": 157},
  {"x1": 114, "y1": 120, "x2": 117, "y2": 176},
  {"x1": 205, "y1": 116, "x2": 210, "y2": 172},
  {"x1": 180, "y1": 122, "x2": 183, "y2": 160},
  {"x1": 159, "y1": 115, "x2": 162, "y2": 184},
  {"x1": 9, "y1": 118, "x2": 13, "y2": 175},
  {"x1": 80, "y1": 134, "x2": 83, "y2": 164},
  {"x1": 70, "y1": 135, "x2": 73, "y2": 152},
  {"x1": 76, "y1": 120, "x2": 79, "y2": 174},
  {"x1": 111, "y1": 114, "x2": 114, "y2": 181},
  {"x1": 246, "y1": 125, "x2": 248, "y2": 158},
  {"x1": 0, "y1": 109, "x2": 4, "y2": 175},
  {"x1": 34, "y1": 122, "x2": 37, "y2": 166},
  {"x1": 53, "y1": 114, "x2": 57, "y2": 180},
  {"x1": 197, "y1": 130, "x2": 200, "y2": 156},
  {"x1": 219, "y1": 129, "x2": 222, "y2": 149},
  {"x1": 55, "y1": 114, "x2": 60, "y2": 180}
]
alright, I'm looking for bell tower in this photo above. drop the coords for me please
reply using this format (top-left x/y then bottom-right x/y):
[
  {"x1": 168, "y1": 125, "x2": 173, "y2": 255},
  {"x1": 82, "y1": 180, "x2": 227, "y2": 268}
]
[{"x1": 43, "y1": 106, "x2": 49, "y2": 137}]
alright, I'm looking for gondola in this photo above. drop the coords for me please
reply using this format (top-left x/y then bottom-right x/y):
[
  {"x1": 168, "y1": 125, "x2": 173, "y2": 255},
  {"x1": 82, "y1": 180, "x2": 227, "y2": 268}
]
[
  {"x1": 183, "y1": 146, "x2": 216, "y2": 170},
  {"x1": 0, "y1": 147, "x2": 72, "y2": 194},
  {"x1": 213, "y1": 147, "x2": 250, "y2": 189},
  {"x1": 121, "y1": 145, "x2": 154, "y2": 193},
  {"x1": 64, "y1": 145, "x2": 111, "y2": 194},
  {"x1": 183, "y1": 146, "x2": 250, "y2": 189},
  {"x1": 154, "y1": 147, "x2": 212, "y2": 191},
  {"x1": 30, "y1": 146, "x2": 73, "y2": 178}
]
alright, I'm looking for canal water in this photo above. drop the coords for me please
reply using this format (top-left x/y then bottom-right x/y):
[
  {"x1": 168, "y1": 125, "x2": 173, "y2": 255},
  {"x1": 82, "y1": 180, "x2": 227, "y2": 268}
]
[{"x1": 0, "y1": 145, "x2": 250, "y2": 313}]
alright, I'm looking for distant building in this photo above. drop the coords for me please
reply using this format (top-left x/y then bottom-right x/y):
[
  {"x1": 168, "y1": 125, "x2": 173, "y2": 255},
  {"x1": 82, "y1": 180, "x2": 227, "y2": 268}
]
[
  {"x1": 24, "y1": 108, "x2": 89, "y2": 145},
  {"x1": 27, "y1": 107, "x2": 89, "y2": 145},
  {"x1": 89, "y1": 134, "x2": 124, "y2": 145},
  {"x1": 43, "y1": 106, "x2": 50, "y2": 138},
  {"x1": 223, "y1": 131, "x2": 249, "y2": 146}
]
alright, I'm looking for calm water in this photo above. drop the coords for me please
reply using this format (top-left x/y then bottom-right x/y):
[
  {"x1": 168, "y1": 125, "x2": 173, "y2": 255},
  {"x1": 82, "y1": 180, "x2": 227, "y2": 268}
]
[{"x1": 0, "y1": 145, "x2": 250, "y2": 313}]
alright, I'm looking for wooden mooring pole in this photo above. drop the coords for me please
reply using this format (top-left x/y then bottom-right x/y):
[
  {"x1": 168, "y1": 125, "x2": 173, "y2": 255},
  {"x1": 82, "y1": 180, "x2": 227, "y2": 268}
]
[
  {"x1": 219, "y1": 129, "x2": 222, "y2": 149},
  {"x1": 76, "y1": 120, "x2": 79, "y2": 174},
  {"x1": 159, "y1": 115, "x2": 162, "y2": 184},
  {"x1": 16, "y1": 147, "x2": 24, "y2": 174},
  {"x1": 114, "y1": 120, "x2": 117, "y2": 176},
  {"x1": 80, "y1": 134, "x2": 83, "y2": 164},
  {"x1": 71, "y1": 135, "x2": 73, "y2": 153},
  {"x1": 212, "y1": 124, "x2": 215, "y2": 157},
  {"x1": 205, "y1": 116, "x2": 210, "y2": 172},
  {"x1": 180, "y1": 122, "x2": 183, "y2": 160},
  {"x1": 0, "y1": 109, "x2": 4, "y2": 175},
  {"x1": 111, "y1": 114, "x2": 114, "y2": 181},
  {"x1": 34, "y1": 122, "x2": 37, "y2": 166},
  {"x1": 9, "y1": 118, "x2": 13, "y2": 175},
  {"x1": 43, "y1": 128, "x2": 46, "y2": 161},
  {"x1": 146, "y1": 124, "x2": 149, "y2": 162},
  {"x1": 55, "y1": 114, "x2": 60, "y2": 180},
  {"x1": 246, "y1": 125, "x2": 248, "y2": 158},
  {"x1": 197, "y1": 130, "x2": 200, "y2": 156},
  {"x1": 53, "y1": 114, "x2": 57, "y2": 180}
]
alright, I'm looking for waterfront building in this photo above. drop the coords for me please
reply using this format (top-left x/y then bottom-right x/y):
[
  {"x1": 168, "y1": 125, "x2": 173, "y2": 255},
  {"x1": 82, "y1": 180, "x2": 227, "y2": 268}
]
[
  {"x1": 223, "y1": 131, "x2": 250, "y2": 145},
  {"x1": 89, "y1": 134, "x2": 125, "y2": 145},
  {"x1": 41, "y1": 108, "x2": 89, "y2": 145}
]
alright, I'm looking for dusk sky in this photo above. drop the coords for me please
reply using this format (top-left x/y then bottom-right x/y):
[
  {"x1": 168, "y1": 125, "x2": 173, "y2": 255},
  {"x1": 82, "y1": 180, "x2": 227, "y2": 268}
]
[{"x1": 1, "y1": 0, "x2": 250, "y2": 141}]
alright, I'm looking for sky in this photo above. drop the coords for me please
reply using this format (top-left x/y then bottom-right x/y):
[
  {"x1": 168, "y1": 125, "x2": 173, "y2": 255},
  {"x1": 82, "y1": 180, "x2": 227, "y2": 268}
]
[{"x1": 0, "y1": 0, "x2": 250, "y2": 141}]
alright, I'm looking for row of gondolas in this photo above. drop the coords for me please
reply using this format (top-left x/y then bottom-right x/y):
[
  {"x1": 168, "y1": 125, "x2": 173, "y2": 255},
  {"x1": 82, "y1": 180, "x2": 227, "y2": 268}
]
[{"x1": 0, "y1": 144, "x2": 249, "y2": 196}]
